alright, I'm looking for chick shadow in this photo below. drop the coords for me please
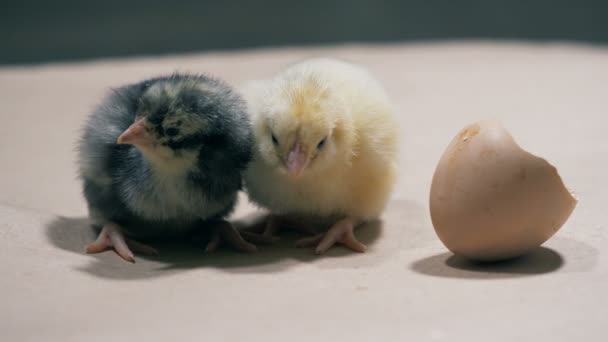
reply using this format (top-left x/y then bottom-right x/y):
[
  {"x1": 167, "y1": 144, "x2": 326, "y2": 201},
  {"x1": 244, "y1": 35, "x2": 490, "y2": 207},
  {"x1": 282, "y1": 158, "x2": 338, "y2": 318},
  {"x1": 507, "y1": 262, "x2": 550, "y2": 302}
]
[{"x1": 45, "y1": 213, "x2": 384, "y2": 280}]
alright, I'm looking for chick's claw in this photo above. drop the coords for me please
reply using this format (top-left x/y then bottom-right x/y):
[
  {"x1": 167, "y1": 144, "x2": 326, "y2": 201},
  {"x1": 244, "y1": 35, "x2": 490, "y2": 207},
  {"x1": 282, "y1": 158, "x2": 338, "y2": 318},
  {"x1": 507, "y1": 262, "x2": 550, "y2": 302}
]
[
  {"x1": 84, "y1": 223, "x2": 158, "y2": 263},
  {"x1": 126, "y1": 238, "x2": 160, "y2": 256},
  {"x1": 296, "y1": 218, "x2": 367, "y2": 255},
  {"x1": 239, "y1": 230, "x2": 280, "y2": 244},
  {"x1": 295, "y1": 233, "x2": 324, "y2": 248},
  {"x1": 263, "y1": 215, "x2": 281, "y2": 238},
  {"x1": 204, "y1": 221, "x2": 276, "y2": 253},
  {"x1": 204, "y1": 232, "x2": 222, "y2": 253}
]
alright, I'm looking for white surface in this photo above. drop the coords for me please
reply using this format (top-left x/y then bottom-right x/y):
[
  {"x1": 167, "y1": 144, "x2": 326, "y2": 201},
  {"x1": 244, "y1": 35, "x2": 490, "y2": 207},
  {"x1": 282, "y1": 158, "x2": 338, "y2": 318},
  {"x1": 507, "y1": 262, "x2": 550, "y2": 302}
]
[{"x1": 0, "y1": 42, "x2": 606, "y2": 341}]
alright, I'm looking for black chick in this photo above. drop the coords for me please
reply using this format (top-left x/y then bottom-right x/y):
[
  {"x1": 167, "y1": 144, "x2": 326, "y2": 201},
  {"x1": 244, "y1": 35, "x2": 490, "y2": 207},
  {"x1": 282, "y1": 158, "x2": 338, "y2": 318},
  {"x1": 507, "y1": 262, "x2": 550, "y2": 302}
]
[{"x1": 78, "y1": 73, "x2": 262, "y2": 262}]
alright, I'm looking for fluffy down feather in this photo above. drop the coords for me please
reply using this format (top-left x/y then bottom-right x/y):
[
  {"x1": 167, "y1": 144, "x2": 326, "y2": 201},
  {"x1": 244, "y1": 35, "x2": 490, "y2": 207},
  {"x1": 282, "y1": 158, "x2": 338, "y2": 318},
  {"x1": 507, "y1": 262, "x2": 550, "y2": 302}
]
[
  {"x1": 243, "y1": 58, "x2": 399, "y2": 254},
  {"x1": 78, "y1": 73, "x2": 261, "y2": 262}
]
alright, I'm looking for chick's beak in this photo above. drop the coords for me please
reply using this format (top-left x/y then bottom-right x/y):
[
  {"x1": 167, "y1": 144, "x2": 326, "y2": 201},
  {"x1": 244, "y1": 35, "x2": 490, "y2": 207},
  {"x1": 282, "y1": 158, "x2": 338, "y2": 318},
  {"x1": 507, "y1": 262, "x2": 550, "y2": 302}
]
[
  {"x1": 117, "y1": 118, "x2": 151, "y2": 146},
  {"x1": 286, "y1": 141, "x2": 309, "y2": 176}
]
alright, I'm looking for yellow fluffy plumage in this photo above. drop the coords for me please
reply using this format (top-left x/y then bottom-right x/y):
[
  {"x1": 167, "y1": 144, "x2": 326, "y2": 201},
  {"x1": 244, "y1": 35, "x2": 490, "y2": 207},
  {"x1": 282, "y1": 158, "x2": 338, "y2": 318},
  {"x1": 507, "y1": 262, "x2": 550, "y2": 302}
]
[{"x1": 242, "y1": 58, "x2": 399, "y2": 254}]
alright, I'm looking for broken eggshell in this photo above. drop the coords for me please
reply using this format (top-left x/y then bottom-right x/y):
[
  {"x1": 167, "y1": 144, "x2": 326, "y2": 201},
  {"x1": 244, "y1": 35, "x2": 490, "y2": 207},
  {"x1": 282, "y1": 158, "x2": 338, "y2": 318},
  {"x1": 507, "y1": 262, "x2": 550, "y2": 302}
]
[{"x1": 429, "y1": 120, "x2": 577, "y2": 261}]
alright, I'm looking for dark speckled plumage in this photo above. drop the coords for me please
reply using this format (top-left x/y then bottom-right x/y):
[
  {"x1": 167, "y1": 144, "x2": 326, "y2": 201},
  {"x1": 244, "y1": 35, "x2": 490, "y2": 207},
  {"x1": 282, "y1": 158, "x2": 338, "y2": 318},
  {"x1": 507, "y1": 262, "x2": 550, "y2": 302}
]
[{"x1": 78, "y1": 73, "x2": 252, "y2": 240}]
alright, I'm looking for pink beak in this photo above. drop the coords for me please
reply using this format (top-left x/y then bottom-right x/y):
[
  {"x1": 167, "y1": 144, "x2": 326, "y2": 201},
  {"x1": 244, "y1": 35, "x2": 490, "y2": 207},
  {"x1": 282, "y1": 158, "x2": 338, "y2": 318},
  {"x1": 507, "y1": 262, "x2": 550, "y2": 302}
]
[
  {"x1": 286, "y1": 141, "x2": 308, "y2": 176},
  {"x1": 117, "y1": 118, "x2": 151, "y2": 146}
]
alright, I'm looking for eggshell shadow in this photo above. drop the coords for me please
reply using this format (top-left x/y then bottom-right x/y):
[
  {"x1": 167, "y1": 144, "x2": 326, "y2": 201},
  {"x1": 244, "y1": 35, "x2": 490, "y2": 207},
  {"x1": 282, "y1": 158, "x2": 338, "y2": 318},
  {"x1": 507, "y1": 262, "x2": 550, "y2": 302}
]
[{"x1": 409, "y1": 237, "x2": 598, "y2": 279}]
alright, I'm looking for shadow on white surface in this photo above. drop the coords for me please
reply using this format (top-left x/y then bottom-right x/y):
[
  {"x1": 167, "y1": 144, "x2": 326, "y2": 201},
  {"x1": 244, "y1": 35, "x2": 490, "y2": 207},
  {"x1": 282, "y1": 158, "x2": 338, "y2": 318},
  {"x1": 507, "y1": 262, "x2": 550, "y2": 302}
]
[
  {"x1": 409, "y1": 237, "x2": 598, "y2": 279},
  {"x1": 410, "y1": 248, "x2": 563, "y2": 279},
  {"x1": 45, "y1": 214, "x2": 386, "y2": 279},
  {"x1": 45, "y1": 199, "x2": 428, "y2": 279}
]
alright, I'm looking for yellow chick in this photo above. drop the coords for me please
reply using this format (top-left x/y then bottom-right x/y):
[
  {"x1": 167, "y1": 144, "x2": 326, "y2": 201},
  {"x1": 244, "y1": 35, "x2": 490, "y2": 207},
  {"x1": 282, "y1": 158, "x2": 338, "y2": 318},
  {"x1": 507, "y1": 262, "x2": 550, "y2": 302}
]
[{"x1": 242, "y1": 58, "x2": 399, "y2": 254}]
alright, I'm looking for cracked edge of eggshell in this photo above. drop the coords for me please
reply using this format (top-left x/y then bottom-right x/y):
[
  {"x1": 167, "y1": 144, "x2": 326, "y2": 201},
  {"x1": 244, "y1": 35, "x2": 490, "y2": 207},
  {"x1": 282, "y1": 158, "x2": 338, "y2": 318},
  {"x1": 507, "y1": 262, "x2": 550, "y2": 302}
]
[{"x1": 480, "y1": 119, "x2": 579, "y2": 207}]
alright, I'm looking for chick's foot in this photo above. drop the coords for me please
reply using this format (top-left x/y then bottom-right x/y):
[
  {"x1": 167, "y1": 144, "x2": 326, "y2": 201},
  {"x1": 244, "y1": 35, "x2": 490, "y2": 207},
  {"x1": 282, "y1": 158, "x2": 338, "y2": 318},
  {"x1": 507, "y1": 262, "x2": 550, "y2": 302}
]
[
  {"x1": 296, "y1": 218, "x2": 367, "y2": 255},
  {"x1": 262, "y1": 214, "x2": 282, "y2": 237},
  {"x1": 205, "y1": 220, "x2": 277, "y2": 253},
  {"x1": 85, "y1": 223, "x2": 158, "y2": 263}
]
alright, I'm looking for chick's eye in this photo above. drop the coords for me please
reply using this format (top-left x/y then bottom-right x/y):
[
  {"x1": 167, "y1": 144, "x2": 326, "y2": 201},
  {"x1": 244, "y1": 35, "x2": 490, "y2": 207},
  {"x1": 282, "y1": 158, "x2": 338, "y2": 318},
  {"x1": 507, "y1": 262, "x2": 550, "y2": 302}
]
[
  {"x1": 165, "y1": 127, "x2": 179, "y2": 137},
  {"x1": 317, "y1": 137, "x2": 327, "y2": 149},
  {"x1": 271, "y1": 133, "x2": 279, "y2": 145}
]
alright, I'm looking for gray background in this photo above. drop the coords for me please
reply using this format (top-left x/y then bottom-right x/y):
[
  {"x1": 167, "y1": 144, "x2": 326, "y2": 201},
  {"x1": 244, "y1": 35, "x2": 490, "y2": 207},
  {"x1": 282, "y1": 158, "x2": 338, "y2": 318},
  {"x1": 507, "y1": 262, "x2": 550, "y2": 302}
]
[{"x1": 1, "y1": 0, "x2": 607, "y2": 64}]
